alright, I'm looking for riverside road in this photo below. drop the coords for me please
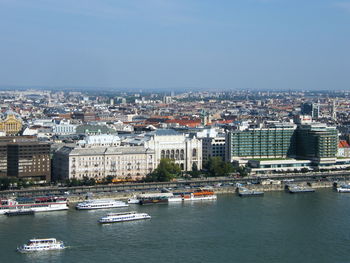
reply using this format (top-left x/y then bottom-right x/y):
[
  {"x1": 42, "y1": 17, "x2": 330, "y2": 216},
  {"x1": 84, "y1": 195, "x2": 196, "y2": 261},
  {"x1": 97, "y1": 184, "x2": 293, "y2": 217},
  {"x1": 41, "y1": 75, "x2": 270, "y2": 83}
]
[{"x1": 0, "y1": 171, "x2": 349, "y2": 198}]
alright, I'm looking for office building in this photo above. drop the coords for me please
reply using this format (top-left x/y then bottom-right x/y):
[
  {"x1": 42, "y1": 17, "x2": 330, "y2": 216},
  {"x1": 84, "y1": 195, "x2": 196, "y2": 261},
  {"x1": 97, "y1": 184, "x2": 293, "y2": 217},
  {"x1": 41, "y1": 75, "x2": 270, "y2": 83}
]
[{"x1": 226, "y1": 123, "x2": 296, "y2": 161}]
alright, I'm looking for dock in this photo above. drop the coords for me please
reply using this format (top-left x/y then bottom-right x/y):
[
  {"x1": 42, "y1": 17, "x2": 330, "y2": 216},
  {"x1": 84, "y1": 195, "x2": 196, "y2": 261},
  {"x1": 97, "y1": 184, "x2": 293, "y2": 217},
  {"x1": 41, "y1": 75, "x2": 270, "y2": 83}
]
[
  {"x1": 287, "y1": 184, "x2": 315, "y2": 193},
  {"x1": 237, "y1": 187, "x2": 264, "y2": 197}
]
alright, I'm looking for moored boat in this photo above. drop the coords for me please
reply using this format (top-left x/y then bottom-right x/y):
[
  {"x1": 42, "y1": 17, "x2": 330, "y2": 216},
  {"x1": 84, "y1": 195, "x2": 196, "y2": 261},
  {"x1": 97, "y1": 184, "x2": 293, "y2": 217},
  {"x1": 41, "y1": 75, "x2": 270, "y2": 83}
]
[
  {"x1": 288, "y1": 185, "x2": 315, "y2": 193},
  {"x1": 189, "y1": 189, "x2": 217, "y2": 201},
  {"x1": 98, "y1": 211, "x2": 151, "y2": 224},
  {"x1": 17, "y1": 238, "x2": 65, "y2": 253},
  {"x1": 337, "y1": 184, "x2": 350, "y2": 193},
  {"x1": 0, "y1": 197, "x2": 68, "y2": 215},
  {"x1": 168, "y1": 190, "x2": 217, "y2": 202},
  {"x1": 138, "y1": 193, "x2": 173, "y2": 205},
  {"x1": 76, "y1": 199, "x2": 128, "y2": 210},
  {"x1": 127, "y1": 197, "x2": 140, "y2": 204},
  {"x1": 237, "y1": 187, "x2": 264, "y2": 197}
]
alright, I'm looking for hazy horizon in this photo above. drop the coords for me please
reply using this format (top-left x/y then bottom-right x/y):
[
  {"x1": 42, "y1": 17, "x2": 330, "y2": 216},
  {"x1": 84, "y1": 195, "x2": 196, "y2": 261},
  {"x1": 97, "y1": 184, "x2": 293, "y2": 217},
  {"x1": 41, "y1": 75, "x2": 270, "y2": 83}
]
[{"x1": 0, "y1": 0, "x2": 349, "y2": 91}]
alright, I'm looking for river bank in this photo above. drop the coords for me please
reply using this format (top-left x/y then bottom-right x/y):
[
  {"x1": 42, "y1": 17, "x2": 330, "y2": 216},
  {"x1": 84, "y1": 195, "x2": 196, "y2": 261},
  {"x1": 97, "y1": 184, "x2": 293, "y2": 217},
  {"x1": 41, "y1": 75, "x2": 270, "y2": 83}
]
[{"x1": 66, "y1": 180, "x2": 341, "y2": 203}]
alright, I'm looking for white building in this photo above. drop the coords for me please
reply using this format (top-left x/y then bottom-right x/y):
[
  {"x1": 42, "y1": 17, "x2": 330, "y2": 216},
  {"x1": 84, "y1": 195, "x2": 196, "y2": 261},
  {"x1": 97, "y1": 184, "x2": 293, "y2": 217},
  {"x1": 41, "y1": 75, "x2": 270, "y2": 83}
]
[
  {"x1": 78, "y1": 134, "x2": 121, "y2": 147},
  {"x1": 53, "y1": 146, "x2": 155, "y2": 181},
  {"x1": 201, "y1": 134, "x2": 226, "y2": 163},
  {"x1": 142, "y1": 129, "x2": 202, "y2": 171},
  {"x1": 197, "y1": 128, "x2": 226, "y2": 163},
  {"x1": 52, "y1": 120, "x2": 77, "y2": 135}
]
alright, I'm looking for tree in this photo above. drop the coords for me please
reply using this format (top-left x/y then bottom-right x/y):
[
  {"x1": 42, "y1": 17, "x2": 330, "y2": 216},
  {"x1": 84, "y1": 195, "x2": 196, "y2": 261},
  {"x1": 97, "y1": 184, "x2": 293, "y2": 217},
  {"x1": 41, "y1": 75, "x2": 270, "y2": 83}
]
[
  {"x1": 190, "y1": 163, "x2": 200, "y2": 178},
  {"x1": 300, "y1": 168, "x2": 309, "y2": 173},
  {"x1": 145, "y1": 158, "x2": 181, "y2": 182},
  {"x1": 82, "y1": 177, "x2": 96, "y2": 186},
  {"x1": 0, "y1": 177, "x2": 11, "y2": 190},
  {"x1": 104, "y1": 175, "x2": 114, "y2": 184},
  {"x1": 65, "y1": 178, "x2": 81, "y2": 187},
  {"x1": 204, "y1": 157, "x2": 234, "y2": 177},
  {"x1": 236, "y1": 166, "x2": 248, "y2": 177}
]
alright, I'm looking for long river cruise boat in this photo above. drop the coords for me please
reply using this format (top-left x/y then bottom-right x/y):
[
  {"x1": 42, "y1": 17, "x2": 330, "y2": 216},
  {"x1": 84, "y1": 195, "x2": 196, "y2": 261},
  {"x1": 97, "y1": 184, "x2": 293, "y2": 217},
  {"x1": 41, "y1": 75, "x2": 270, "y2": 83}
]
[
  {"x1": 76, "y1": 199, "x2": 128, "y2": 210},
  {"x1": 138, "y1": 193, "x2": 173, "y2": 205},
  {"x1": 98, "y1": 211, "x2": 151, "y2": 224},
  {"x1": 17, "y1": 238, "x2": 65, "y2": 252},
  {"x1": 0, "y1": 196, "x2": 68, "y2": 215},
  {"x1": 168, "y1": 189, "x2": 217, "y2": 202}
]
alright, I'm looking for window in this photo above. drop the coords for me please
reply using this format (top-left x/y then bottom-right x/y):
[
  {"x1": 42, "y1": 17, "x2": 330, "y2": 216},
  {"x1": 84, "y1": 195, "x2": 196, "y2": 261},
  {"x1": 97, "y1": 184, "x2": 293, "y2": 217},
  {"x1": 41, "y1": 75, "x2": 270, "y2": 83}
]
[{"x1": 180, "y1": 149, "x2": 185, "y2": 160}]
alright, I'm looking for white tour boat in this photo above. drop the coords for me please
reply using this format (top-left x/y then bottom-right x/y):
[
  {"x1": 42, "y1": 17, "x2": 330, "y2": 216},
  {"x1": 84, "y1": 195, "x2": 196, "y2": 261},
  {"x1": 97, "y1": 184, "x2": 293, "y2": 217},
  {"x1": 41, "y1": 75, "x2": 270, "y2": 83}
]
[
  {"x1": 17, "y1": 238, "x2": 65, "y2": 252},
  {"x1": 0, "y1": 197, "x2": 68, "y2": 215},
  {"x1": 98, "y1": 211, "x2": 151, "y2": 224},
  {"x1": 76, "y1": 199, "x2": 128, "y2": 210},
  {"x1": 337, "y1": 184, "x2": 350, "y2": 193},
  {"x1": 127, "y1": 196, "x2": 140, "y2": 204}
]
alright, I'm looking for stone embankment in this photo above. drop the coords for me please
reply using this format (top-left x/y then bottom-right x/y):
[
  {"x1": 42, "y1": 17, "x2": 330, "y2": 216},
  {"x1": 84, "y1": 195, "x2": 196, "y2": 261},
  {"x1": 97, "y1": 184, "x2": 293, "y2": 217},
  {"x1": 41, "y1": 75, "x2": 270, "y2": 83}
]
[
  {"x1": 67, "y1": 180, "x2": 342, "y2": 203},
  {"x1": 2, "y1": 173, "x2": 349, "y2": 200},
  {"x1": 243, "y1": 180, "x2": 339, "y2": 192}
]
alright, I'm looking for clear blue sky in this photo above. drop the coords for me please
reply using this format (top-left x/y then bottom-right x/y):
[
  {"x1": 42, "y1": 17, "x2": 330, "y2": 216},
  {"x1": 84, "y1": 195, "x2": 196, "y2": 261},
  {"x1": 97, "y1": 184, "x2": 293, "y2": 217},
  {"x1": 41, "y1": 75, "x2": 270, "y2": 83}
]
[{"x1": 0, "y1": 0, "x2": 349, "y2": 91}]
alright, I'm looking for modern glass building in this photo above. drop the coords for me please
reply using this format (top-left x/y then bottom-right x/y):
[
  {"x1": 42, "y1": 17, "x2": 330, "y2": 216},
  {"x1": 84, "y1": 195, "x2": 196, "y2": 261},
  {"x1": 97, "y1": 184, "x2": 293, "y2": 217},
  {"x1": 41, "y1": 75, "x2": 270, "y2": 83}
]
[
  {"x1": 227, "y1": 122, "x2": 338, "y2": 164},
  {"x1": 226, "y1": 123, "x2": 296, "y2": 160},
  {"x1": 296, "y1": 123, "x2": 338, "y2": 160}
]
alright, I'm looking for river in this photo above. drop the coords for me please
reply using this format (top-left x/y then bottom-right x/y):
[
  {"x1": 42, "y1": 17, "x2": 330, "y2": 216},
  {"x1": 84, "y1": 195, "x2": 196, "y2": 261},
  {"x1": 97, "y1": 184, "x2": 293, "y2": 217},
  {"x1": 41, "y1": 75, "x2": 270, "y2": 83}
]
[{"x1": 1, "y1": 189, "x2": 350, "y2": 263}]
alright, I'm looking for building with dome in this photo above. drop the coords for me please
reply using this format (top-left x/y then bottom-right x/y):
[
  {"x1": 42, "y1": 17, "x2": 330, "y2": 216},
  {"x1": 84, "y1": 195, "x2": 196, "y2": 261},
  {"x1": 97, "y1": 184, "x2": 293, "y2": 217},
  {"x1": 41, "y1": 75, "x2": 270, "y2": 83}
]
[{"x1": 0, "y1": 111, "x2": 23, "y2": 135}]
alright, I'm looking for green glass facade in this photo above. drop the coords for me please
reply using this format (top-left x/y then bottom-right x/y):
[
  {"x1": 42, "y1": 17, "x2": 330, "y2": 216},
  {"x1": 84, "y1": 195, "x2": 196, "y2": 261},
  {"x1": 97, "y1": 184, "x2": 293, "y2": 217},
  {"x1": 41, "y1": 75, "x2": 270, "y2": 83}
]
[
  {"x1": 296, "y1": 124, "x2": 338, "y2": 159},
  {"x1": 228, "y1": 123, "x2": 338, "y2": 162},
  {"x1": 227, "y1": 126, "x2": 296, "y2": 159}
]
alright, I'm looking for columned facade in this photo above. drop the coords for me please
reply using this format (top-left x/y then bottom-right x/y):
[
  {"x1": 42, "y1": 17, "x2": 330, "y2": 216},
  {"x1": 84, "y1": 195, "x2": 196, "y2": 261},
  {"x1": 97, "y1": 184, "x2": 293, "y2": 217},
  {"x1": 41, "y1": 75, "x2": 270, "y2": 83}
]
[{"x1": 144, "y1": 130, "x2": 202, "y2": 171}]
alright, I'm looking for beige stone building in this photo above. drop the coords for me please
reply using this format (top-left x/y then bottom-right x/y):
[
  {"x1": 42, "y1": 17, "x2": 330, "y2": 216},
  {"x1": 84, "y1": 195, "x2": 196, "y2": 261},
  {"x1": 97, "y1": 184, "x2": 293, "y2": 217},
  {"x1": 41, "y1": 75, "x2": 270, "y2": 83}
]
[{"x1": 53, "y1": 146, "x2": 155, "y2": 181}]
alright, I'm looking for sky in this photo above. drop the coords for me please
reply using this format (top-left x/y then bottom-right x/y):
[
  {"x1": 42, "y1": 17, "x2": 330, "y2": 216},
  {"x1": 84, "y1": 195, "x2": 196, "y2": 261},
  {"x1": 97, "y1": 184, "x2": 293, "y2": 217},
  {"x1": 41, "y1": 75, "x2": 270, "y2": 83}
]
[{"x1": 0, "y1": 0, "x2": 349, "y2": 91}]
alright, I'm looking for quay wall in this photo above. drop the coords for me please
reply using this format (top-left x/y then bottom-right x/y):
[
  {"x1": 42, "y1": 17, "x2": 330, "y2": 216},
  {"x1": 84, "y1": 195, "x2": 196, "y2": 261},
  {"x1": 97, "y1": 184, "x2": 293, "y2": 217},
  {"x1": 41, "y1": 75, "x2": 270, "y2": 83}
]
[
  {"x1": 245, "y1": 181, "x2": 336, "y2": 192},
  {"x1": 67, "y1": 181, "x2": 341, "y2": 203},
  {"x1": 1, "y1": 173, "x2": 349, "y2": 199}
]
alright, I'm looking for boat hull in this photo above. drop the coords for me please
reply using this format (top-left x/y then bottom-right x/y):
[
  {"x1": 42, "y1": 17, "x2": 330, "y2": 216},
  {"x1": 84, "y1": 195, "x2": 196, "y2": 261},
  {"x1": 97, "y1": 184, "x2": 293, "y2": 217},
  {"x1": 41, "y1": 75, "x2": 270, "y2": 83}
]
[
  {"x1": 139, "y1": 199, "x2": 168, "y2": 205},
  {"x1": 17, "y1": 246, "x2": 65, "y2": 253},
  {"x1": 187, "y1": 195, "x2": 217, "y2": 201},
  {"x1": 289, "y1": 189, "x2": 315, "y2": 193},
  {"x1": 99, "y1": 216, "x2": 151, "y2": 224},
  {"x1": 337, "y1": 188, "x2": 350, "y2": 193},
  {"x1": 76, "y1": 204, "x2": 128, "y2": 210},
  {"x1": 238, "y1": 192, "x2": 264, "y2": 197},
  {"x1": 0, "y1": 203, "x2": 68, "y2": 215},
  {"x1": 5, "y1": 210, "x2": 35, "y2": 216}
]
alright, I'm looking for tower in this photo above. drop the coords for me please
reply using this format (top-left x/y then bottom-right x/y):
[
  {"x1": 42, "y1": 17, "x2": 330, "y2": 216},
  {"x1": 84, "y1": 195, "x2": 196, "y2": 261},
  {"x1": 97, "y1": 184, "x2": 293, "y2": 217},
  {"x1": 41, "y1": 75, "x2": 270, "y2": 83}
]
[{"x1": 331, "y1": 100, "x2": 337, "y2": 121}]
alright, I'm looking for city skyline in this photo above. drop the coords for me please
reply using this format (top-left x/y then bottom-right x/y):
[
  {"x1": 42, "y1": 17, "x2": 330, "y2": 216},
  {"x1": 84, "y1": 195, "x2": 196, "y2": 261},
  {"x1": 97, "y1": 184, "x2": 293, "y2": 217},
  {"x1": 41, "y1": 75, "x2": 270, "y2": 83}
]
[{"x1": 0, "y1": 0, "x2": 349, "y2": 90}]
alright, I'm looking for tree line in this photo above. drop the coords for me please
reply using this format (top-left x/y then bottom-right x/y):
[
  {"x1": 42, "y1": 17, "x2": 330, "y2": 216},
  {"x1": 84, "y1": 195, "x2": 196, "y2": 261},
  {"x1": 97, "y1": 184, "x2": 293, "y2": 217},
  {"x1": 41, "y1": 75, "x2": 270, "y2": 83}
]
[{"x1": 144, "y1": 157, "x2": 248, "y2": 182}]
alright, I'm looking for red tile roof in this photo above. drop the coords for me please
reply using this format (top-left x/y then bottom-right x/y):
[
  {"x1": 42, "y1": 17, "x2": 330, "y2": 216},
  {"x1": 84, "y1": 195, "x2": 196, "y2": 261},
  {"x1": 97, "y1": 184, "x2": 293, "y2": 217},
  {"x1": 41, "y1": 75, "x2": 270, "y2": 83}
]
[
  {"x1": 165, "y1": 119, "x2": 201, "y2": 127},
  {"x1": 339, "y1": 140, "x2": 350, "y2": 148}
]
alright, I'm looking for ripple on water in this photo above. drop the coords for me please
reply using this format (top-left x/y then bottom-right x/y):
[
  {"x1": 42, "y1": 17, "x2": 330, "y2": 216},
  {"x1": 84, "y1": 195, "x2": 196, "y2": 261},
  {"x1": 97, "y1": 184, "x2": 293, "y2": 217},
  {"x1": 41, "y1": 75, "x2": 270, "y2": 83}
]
[{"x1": 1, "y1": 190, "x2": 350, "y2": 263}]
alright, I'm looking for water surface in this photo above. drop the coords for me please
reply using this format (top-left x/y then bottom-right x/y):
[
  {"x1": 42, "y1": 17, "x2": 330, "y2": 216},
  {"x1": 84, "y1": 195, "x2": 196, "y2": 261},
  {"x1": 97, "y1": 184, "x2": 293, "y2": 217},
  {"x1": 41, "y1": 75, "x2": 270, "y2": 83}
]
[{"x1": 1, "y1": 189, "x2": 349, "y2": 263}]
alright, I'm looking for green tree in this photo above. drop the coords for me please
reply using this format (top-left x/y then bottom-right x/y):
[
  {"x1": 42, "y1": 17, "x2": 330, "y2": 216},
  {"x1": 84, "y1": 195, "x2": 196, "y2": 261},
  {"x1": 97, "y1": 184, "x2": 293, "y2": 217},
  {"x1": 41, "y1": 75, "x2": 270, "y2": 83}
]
[
  {"x1": 300, "y1": 168, "x2": 309, "y2": 173},
  {"x1": 82, "y1": 177, "x2": 96, "y2": 186},
  {"x1": 0, "y1": 177, "x2": 11, "y2": 190},
  {"x1": 104, "y1": 175, "x2": 114, "y2": 184},
  {"x1": 236, "y1": 166, "x2": 249, "y2": 177},
  {"x1": 145, "y1": 158, "x2": 181, "y2": 182},
  {"x1": 190, "y1": 163, "x2": 200, "y2": 178},
  {"x1": 204, "y1": 157, "x2": 234, "y2": 177},
  {"x1": 65, "y1": 178, "x2": 82, "y2": 187}
]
